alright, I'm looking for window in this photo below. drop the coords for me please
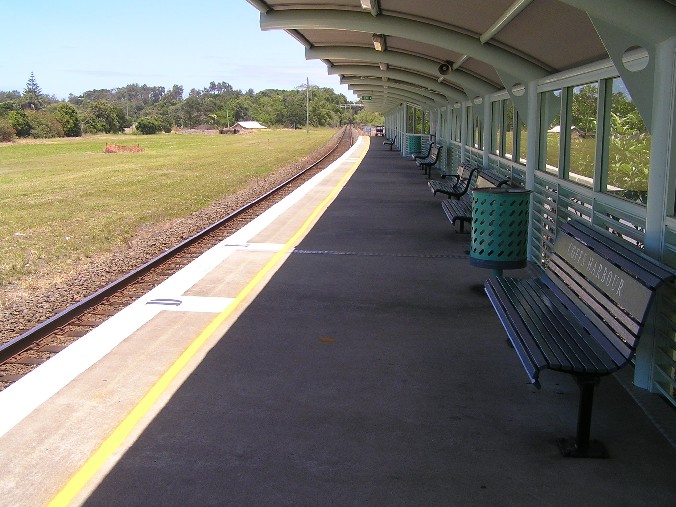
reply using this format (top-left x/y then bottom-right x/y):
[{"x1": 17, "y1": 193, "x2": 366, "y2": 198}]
[
  {"x1": 406, "y1": 106, "x2": 414, "y2": 133},
  {"x1": 415, "y1": 108, "x2": 424, "y2": 134},
  {"x1": 503, "y1": 98, "x2": 514, "y2": 161},
  {"x1": 539, "y1": 89, "x2": 562, "y2": 175},
  {"x1": 490, "y1": 97, "x2": 522, "y2": 164},
  {"x1": 568, "y1": 82, "x2": 599, "y2": 188},
  {"x1": 406, "y1": 107, "x2": 430, "y2": 135},
  {"x1": 439, "y1": 110, "x2": 446, "y2": 142},
  {"x1": 538, "y1": 77, "x2": 650, "y2": 206},
  {"x1": 473, "y1": 109, "x2": 483, "y2": 149},
  {"x1": 452, "y1": 107, "x2": 461, "y2": 142},
  {"x1": 606, "y1": 78, "x2": 650, "y2": 204},
  {"x1": 517, "y1": 115, "x2": 527, "y2": 165},
  {"x1": 491, "y1": 101, "x2": 501, "y2": 155}
]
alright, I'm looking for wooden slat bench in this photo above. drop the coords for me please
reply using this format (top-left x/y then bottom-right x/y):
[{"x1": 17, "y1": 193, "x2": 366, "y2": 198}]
[
  {"x1": 428, "y1": 162, "x2": 480, "y2": 198},
  {"x1": 383, "y1": 137, "x2": 395, "y2": 150},
  {"x1": 485, "y1": 219, "x2": 676, "y2": 457}
]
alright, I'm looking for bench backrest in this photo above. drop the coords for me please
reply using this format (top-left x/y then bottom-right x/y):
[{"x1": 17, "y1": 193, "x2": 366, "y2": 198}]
[
  {"x1": 455, "y1": 161, "x2": 473, "y2": 179},
  {"x1": 465, "y1": 164, "x2": 480, "y2": 192},
  {"x1": 546, "y1": 220, "x2": 675, "y2": 363},
  {"x1": 458, "y1": 162, "x2": 480, "y2": 188},
  {"x1": 429, "y1": 144, "x2": 440, "y2": 161},
  {"x1": 480, "y1": 168, "x2": 511, "y2": 187},
  {"x1": 446, "y1": 163, "x2": 480, "y2": 198},
  {"x1": 416, "y1": 142, "x2": 433, "y2": 159}
]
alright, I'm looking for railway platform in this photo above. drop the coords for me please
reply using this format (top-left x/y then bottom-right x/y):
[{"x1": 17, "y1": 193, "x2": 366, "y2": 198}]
[{"x1": 1, "y1": 137, "x2": 675, "y2": 506}]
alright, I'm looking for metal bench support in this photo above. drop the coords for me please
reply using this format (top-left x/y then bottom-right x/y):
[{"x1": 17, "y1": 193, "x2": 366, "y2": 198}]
[{"x1": 557, "y1": 376, "x2": 608, "y2": 458}]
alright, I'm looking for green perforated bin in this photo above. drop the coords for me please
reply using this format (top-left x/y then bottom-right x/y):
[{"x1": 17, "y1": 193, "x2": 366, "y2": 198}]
[
  {"x1": 470, "y1": 187, "x2": 531, "y2": 272},
  {"x1": 407, "y1": 135, "x2": 421, "y2": 155}
]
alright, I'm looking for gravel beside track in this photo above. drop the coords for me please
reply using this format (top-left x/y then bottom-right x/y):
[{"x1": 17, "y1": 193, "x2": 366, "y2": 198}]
[{"x1": 0, "y1": 128, "x2": 358, "y2": 350}]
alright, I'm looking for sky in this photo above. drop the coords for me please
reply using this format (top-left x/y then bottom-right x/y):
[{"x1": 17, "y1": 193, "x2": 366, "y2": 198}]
[{"x1": 0, "y1": 0, "x2": 356, "y2": 101}]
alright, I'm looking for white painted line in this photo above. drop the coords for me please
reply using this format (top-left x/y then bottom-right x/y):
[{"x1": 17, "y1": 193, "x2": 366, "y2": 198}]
[
  {"x1": 145, "y1": 296, "x2": 234, "y2": 313},
  {"x1": 222, "y1": 242, "x2": 287, "y2": 252}
]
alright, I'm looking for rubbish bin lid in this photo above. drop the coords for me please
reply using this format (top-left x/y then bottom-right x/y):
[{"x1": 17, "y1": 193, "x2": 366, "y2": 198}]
[{"x1": 473, "y1": 187, "x2": 531, "y2": 195}]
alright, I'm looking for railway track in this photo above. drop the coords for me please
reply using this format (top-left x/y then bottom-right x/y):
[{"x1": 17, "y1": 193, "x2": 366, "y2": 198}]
[{"x1": 0, "y1": 126, "x2": 355, "y2": 390}]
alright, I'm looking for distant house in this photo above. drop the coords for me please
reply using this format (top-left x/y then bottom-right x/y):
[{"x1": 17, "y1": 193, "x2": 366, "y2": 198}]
[
  {"x1": 233, "y1": 121, "x2": 267, "y2": 133},
  {"x1": 547, "y1": 125, "x2": 589, "y2": 138}
]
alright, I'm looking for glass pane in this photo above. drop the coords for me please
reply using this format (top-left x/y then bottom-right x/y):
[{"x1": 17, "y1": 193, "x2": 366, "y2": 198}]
[
  {"x1": 569, "y1": 83, "x2": 598, "y2": 188},
  {"x1": 454, "y1": 109, "x2": 461, "y2": 141},
  {"x1": 474, "y1": 111, "x2": 483, "y2": 149},
  {"x1": 539, "y1": 89, "x2": 561, "y2": 174},
  {"x1": 414, "y1": 108, "x2": 424, "y2": 134},
  {"x1": 504, "y1": 98, "x2": 514, "y2": 160},
  {"x1": 407, "y1": 106, "x2": 414, "y2": 132},
  {"x1": 439, "y1": 111, "x2": 446, "y2": 142},
  {"x1": 607, "y1": 78, "x2": 650, "y2": 205},
  {"x1": 518, "y1": 116, "x2": 527, "y2": 165},
  {"x1": 491, "y1": 101, "x2": 501, "y2": 155}
]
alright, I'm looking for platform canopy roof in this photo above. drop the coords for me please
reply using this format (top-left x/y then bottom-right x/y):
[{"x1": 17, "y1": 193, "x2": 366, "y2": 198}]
[{"x1": 245, "y1": 0, "x2": 676, "y2": 113}]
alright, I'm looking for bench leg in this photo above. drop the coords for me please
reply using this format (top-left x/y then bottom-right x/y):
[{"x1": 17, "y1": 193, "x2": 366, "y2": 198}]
[{"x1": 557, "y1": 376, "x2": 609, "y2": 458}]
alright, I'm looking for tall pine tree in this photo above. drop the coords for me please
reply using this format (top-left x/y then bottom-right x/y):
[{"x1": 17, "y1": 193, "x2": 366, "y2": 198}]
[{"x1": 23, "y1": 71, "x2": 43, "y2": 110}]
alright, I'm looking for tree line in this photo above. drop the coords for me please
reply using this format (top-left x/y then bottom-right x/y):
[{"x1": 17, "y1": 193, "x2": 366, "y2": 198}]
[{"x1": 0, "y1": 73, "x2": 384, "y2": 141}]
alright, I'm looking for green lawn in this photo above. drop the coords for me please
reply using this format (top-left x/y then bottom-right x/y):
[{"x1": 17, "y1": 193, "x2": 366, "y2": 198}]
[{"x1": 0, "y1": 129, "x2": 336, "y2": 285}]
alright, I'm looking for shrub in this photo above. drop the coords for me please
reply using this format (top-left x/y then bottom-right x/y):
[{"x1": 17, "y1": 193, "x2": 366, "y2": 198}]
[
  {"x1": 80, "y1": 110, "x2": 105, "y2": 134},
  {"x1": 159, "y1": 116, "x2": 173, "y2": 133},
  {"x1": 52, "y1": 102, "x2": 81, "y2": 137},
  {"x1": 135, "y1": 116, "x2": 163, "y2": 135},
  {"x1": 0, "y1": 101, "x2": 21, "y2": 117},
  {"x1": 8, "y1": 110, "x2": 31, "y2": 137},
  {"x1": 86, "y1": 100, "x2": 122, "y2": 133},
  {"x1": 26, "y1": 110, "x2": 64, "y2": 138},
  {"x1": 0, "y1": 118, "x2": 15, "y2": 142}
]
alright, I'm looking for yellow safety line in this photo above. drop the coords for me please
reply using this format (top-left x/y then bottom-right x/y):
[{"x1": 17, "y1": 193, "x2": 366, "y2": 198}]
[{"x1": 47, "y1": 137, "x2": 368, "y2": 507}]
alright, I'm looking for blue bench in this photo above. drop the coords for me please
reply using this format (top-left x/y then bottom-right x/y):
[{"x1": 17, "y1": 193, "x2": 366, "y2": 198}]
[
  {"x1": 479, "y1": 168, "x2": 511, "y2": 188},
  {"x1": 415, "y1": 144, "x2": 441, "y2": 178},
  {"x1": 485, "y1": 219, "x2": 675, "y2": 457},
  {"x1": 411, "y1": 141, "x2": 432, "y2": 162},
  {"x1": 428, "y1": 162, "x2": 480, "y2": 198},
  {"x1": 440, "y1": 197, "x2": 473, "y2": 233}
]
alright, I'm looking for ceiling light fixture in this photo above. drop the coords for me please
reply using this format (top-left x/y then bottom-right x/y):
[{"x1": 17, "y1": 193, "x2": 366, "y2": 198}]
[
  {"x1": 379, "y1": 62, "x2": 388, "y2": 71},
  {"x1": 372, "y1": 33, "x2": 386, "y2": 52},
  {"x1": 360, "y1": 0, "x2": 380, "y2": 15}
]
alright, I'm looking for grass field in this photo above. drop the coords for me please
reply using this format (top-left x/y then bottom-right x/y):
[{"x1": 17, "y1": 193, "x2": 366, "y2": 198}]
[
  {"x1": 0, "y1": 129, "x2": 337, "y2": 286},
  {"x1": 508, "y1": 131, "x2": 650, "y2": 194}
]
